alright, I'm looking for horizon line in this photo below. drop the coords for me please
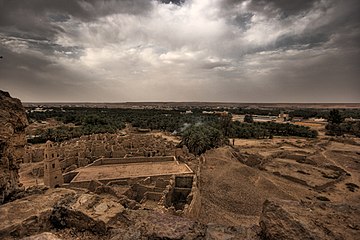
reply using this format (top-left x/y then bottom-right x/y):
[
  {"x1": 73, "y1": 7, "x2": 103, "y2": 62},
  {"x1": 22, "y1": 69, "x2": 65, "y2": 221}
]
[{"x1": 22, "y1": 101, "x2": 360, "y2": 104}]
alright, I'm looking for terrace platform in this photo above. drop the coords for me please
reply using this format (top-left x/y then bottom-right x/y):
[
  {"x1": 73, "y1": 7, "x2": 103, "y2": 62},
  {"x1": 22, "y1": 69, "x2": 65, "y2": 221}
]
[{"x1": 64, "y1": 156, "x2": 193, "y2": 187}]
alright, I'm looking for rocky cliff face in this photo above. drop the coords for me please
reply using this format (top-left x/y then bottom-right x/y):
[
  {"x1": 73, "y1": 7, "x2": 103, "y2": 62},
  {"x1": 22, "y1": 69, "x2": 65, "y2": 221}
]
[{"x1": 0, "y1": 90, "x2": 28, "y2": 204}]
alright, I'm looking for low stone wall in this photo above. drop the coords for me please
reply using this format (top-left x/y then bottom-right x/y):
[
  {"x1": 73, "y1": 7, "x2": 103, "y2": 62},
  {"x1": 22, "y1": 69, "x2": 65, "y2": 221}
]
[
  {"x1": 89, "y1": 156, "x2": 176, "y2": 166},
  {"x1": 68, "y1": 180, "x2": 91, "y2": 189},
  {"x1": 107, "y1": 180, "x2": 129, "y2": 186},
  {"x1": 63, "y1": 172, "x2": 78, "y2": 184},
  {"x1": 273, "y1": 172, "x2": 309, "y2": 187},
  {"x1": 183, "y1": 186, "x2": 201, "y2": 219},
  {"x1": 69, "y1": 175, "x2": 172, "y2": 190}
]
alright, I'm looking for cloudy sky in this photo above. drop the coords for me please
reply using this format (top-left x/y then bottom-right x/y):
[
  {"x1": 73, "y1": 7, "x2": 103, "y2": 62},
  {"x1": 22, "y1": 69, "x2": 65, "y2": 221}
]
[{"x1": 0, "y1": 0, "x2": 359, "y2": 102}]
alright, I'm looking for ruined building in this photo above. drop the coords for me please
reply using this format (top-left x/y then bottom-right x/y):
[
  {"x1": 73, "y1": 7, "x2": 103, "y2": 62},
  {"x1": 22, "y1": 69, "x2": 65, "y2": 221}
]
[
  {"x1": 43, "y1": 141, "x2": 63, "y2": 188},
  {"x1": 25, "y1": 132, "x2": 180, "y2": 172}
]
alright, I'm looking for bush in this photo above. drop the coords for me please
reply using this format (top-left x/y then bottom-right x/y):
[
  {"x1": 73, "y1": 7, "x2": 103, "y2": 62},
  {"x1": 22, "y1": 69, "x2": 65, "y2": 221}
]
[{"x1": 180, "y1": 124, "x2": 228, "y2": 155}]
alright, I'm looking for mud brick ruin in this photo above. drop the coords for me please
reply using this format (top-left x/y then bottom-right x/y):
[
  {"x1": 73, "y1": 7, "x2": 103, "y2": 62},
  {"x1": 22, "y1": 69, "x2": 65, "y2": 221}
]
[{"x1": 23, "y1": 131, "x2": 199, "y2": 217}]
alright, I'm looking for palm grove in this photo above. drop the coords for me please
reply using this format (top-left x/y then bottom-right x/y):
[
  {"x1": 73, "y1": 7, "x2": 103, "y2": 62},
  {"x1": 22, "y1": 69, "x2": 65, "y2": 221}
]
[{"x1": 26, "y1": 107, "x2": 330, "y2": 155}]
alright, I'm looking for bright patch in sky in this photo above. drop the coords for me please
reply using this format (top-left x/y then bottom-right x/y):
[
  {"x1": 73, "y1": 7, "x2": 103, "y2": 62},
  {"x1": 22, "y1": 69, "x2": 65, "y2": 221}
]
[{"x1": 0, "y1": 0, "x2": 359, "y2": 102}]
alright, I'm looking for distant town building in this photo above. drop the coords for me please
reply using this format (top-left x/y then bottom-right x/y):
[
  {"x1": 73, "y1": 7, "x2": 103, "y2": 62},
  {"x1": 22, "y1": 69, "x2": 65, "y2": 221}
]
[
  {"x1": 292, "y1": 117, "x2": 304, "y2": 122},
  {"x1": 278, "y1": 113, "x2": 289, "y2": 119},
  {"x1": 215, "y1": 111, "x2": 229, "y2": 116},
  {"x1": 202, "y1": 111, "x2": 215, "y2": 114},
  {"x1": 345, "y1": 117, "x2": 360, "y2": 122},
  {"x1": 309, "y1": 117, "x2": 327, "y2": 122},
  {"x1": 252, "y1": 115, "x2": 277, "y2": 122}
]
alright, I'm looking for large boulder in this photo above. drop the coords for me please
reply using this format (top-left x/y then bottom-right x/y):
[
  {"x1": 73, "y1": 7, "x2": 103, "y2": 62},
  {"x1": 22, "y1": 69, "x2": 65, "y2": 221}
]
[
  {"x1": 0, "y1": 188, "x2": 75, "y2": 239},
  {"x1": 260, "y1": 199, "x2": 360, "y2": 240},
  {"x1": 50, "y1": 192, "x2": 125, "y2": 234},
  {"x1": 0, "y1": 90, "x2": 28, "y2": 203},
  {"x1": 0, "y1": 188, "x2": 125, "y2": 239}
]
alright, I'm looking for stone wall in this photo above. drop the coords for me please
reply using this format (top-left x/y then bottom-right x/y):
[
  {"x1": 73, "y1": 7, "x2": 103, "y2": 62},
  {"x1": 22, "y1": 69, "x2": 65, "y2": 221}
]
[
  {"x1": 0, "y1": 90, "x2": 28, "y2": 203},
  {"x1": 90, "y1": 156, "x2": 176, "y2": 166},
  {"x1": 183, "y1": 169, "x2": 202, "y2": 219},
  {"x1": 183, "y1": 156, "x2": 203, "y2": 219}
]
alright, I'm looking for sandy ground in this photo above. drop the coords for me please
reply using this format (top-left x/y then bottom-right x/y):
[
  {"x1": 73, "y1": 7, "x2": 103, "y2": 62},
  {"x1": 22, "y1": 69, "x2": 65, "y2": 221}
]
[{"x1": 198, "y1": 136, "x2": 360, "y2": 227}]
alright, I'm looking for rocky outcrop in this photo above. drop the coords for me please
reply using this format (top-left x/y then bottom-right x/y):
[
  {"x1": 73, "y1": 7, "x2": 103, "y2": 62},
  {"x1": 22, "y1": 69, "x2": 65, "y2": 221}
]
[
  {"x1": 260, "y1": 199, "x2": 360, "y2": 240},
  {"x1": 0, "y1": 90, "x2": 28, "y2": 204},
  {"x1": 206, "y1": 224, "x2": 261, "y2": 240},
  {"x1": 50, "y1": 192, "x2": 125, "y2": 234},
  {"x1": 0, "y1": 188, "x2": 75, "y2": 239},
  {"x1": 0, "y1": 187, "x2": 262, "y2": 240},
  {"x1": 110, "y1": 209, "x2": 207, "y2": 239},
  {"x1": 0, "y1": 188, "x2": 127, "y2": 239},
  {"x1": 0, "y1": 187, "x2": 203, "y2": 239}
]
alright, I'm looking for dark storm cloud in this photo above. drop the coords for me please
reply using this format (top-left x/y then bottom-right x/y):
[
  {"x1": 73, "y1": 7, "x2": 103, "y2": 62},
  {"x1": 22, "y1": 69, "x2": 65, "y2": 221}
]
[
  {"x1": 0, "y1": 0, "x2": 154, "y2": 100},
  {"x1": 0, "y1": 0, "x2": 359, "y2": 102},
  {"x1": 0, "y1": 34, "x2": 83, "y2": 59},
  {"x1": 0, "y1": 44, "x2": 115, "y2": 102},
  {"x1": 222, "y1": 0, "x2": 360, "y2": 54},
  {"x1": 0, "y1": 0, "x2": 153, "y2": 39},
  {"x1": 252, "y1": 0, "x2": 316, "y2": 15},
  {"x1": 160, "y1": 0, "x2": 185, "y2": 5}
]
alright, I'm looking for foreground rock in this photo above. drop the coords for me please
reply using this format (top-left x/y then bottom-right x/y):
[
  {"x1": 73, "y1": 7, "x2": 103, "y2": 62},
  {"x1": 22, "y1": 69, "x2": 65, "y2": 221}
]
[
  {"x1": 260, "y1": 199, "x2": 360, "y2": 240},
  {"x1": 0, "y1": 188, "x2": 75, "y2": 238},
  {"x1": 51, "y1": 191, "x2": 125, "y2": 234},
  {"x1": 0, "y1": 90, "x2": 28, "y2": 204},
  {"x1": 109, "y1": 210, "x2": 206, "y2": 239},
  {"x1": 0, "y1": 187, "x2": 262, "y2": 239},
  {"x1": 0, "y1": 188, "x2": 126, "y2": 239}
]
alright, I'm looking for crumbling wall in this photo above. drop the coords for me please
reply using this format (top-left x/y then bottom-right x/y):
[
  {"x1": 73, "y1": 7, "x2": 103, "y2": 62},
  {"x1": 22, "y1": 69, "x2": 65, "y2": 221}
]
[
  {"x1": 162, "y1": 175, "x2": 194, "y2": 211},
  {"x1": 183, "y1": 160, "x2": 202, "y2": 219},
  {"x1": 183, "y1": 186, "x2": 201, "y2": 219},
  {"x1": 0, "y1": 90, "x2": 28, "y2": 203}
]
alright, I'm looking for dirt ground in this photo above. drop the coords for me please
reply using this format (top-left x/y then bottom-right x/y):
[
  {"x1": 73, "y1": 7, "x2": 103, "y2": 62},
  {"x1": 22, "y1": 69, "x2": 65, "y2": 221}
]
[{"x1": 198, "y1": 136, "x2": 360, "y2": 227}]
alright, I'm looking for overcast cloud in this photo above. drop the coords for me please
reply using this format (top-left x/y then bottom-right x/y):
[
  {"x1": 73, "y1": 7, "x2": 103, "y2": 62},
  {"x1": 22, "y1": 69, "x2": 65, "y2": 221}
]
[{"x1": 0, "y1": 0, "x2": 359, "y2": 102}]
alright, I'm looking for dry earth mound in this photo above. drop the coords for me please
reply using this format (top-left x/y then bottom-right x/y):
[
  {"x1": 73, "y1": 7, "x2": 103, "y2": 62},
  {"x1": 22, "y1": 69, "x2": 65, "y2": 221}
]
[{"x1": 260, "y1": 199, "x2": 360, "y2": 240}]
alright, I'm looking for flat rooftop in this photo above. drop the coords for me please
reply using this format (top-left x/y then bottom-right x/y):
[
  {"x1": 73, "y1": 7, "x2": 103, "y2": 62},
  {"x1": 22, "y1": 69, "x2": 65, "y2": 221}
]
[{"x1": 71, "y1": 161, "x2": 193, "y2": 183}]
